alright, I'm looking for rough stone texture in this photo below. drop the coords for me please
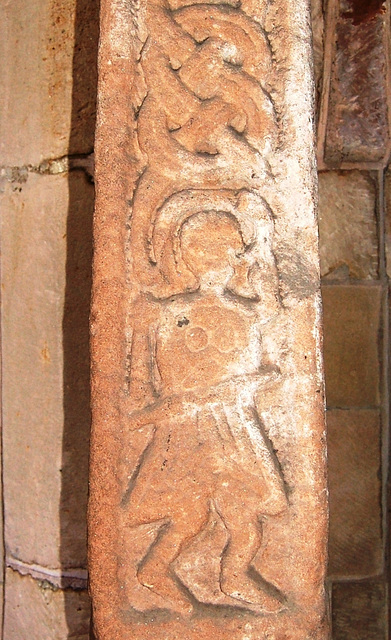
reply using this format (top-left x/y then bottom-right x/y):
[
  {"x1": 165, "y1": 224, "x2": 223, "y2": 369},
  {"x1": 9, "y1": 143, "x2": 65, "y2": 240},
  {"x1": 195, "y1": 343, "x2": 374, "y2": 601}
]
[
  {"x1": 322, "y1": 285, "x2": 381, "y2": 407},
  {"x1": 0, "y1": 0, "x2": 98, "y2": 166},
  {"x1": 324, "y1": 0, "x2": 389, "y2": 165},
  {"x1": 0, "y1": 170, "x2": 92, "y2": 574},
  {"x1": 384, "y1": 166, "x2": 391, "y2": 279},
  {"x1": 331, "y1": 579, "x2": 387, "y2": 640},
  {"x1": 310, "y1": 0, "x2": 324, "y2": 111},
  {"x1": 327, "y1": 409, "x2": 382, "y2": 578},
  {"x1": 0, "y1": 331, "x2": 4, "y2": 628},
  {"x1": 89, "y1": 0, "x2": 327, "y2": 638},
  {"x1": 318, "y1": 171, "x2": 378, "y2": 280},
  {"x1": 3, "y1": 569, "x2": 91, "y2": 640}
]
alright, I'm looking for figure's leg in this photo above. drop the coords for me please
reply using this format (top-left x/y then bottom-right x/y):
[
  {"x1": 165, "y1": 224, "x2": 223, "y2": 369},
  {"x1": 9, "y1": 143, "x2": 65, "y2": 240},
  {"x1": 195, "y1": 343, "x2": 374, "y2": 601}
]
[
  {"x1": 118, "y1": 518, "x2": 172, "y2": 612},
  {"x1": 119, "y1": 476, "x2": 177, "y2": 613},
  {"x1": 138, "y1": 508, "x2": 209, "y2": 616},
  {"x1": 215, "y1": 485, "x2": 284, "y2": 613}
]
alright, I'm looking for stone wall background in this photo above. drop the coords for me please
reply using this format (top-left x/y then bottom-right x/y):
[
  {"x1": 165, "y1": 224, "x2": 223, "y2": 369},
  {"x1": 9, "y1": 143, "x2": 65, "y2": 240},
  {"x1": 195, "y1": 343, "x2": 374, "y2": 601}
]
[
  {"x1": 0, "y1": 0, "x2": 389, "y2": 637},
  {"x1": 314, "y1": 0, "x2": 391, "y2": 637},
  {"x1": 0, "y1": 1, "x2": 98, "y2": 637}
]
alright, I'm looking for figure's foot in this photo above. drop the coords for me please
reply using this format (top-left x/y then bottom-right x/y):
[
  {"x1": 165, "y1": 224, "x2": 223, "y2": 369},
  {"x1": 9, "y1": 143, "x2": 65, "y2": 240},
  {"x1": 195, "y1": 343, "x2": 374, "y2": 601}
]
[
  {"x1": 123, "y1": 581, "x2": 194, "y2": 617},
  {"x1": 166, "y1": 597, "x2": 194, "y2": 618},
  {"x1": 221, "y1": 575, "x2": 285, "y2": 614},
  {"x1": 122, "y1": 582, "x2": 169, "y2": 612},
  {"x1": 138, "y1": 567, "x2": 194, "y2": 617}
]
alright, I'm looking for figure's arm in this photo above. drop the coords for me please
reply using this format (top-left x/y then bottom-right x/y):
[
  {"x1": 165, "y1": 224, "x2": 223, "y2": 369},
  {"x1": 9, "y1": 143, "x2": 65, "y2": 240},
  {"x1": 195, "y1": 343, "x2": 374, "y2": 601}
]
[
  {"x1": 117, "y1": 299, "x2": 162, "y2": 495},
  {"x1": 123, "y1": 296, "x2": 160, "y2": 414}
]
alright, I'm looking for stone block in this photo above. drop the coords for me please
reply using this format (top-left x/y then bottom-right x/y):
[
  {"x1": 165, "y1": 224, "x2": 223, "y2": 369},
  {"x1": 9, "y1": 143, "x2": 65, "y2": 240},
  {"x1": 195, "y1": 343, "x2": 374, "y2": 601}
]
[
  {"x1": 322, "y1": 285, "x2": 381, "y2": 407},
  {"x1": 332, "y1": 579, "x2": 387, "y2": 640},
  {"x1": 0, "y1": 0, "x2": 98, "y2": 166},
  {"x1": 3, "y1": 568, "x2": 91, "y2": 640},
  {"x1": 0, "y1": 170, "x2": 93, "y2": 571},
  {"x1": 318, "y1": 171, "x2": 378, "y2": 280},
  {"x1": 324, "y1": 0, "x2": 389, "y2": 165},
  {"x1": 327, "y1": 409, "x2": 382, "y2": 578}
]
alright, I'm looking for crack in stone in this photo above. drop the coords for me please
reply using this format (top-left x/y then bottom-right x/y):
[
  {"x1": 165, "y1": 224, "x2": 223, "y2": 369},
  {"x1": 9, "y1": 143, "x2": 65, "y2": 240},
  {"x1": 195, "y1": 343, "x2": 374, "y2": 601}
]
[
  {"x1": 6, "y1": 556, "x2": 88, "y2": 590},
  {"x1": 0, "y1": 153, "x2": 95, "y2": 183}
]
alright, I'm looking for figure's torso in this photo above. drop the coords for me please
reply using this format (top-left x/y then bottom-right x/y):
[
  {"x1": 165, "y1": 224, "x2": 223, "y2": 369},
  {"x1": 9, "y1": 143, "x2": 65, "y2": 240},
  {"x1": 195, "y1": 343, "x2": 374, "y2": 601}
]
[{"x1": 155, "y1": 294, "x2": 260, "y2": 394}]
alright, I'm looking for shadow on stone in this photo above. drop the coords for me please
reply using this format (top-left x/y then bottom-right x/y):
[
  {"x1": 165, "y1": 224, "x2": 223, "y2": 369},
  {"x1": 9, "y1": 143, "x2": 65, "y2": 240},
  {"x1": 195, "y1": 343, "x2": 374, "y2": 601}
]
[{"x1": 61, "y1": 0, "x2": 99, "y2": 637}]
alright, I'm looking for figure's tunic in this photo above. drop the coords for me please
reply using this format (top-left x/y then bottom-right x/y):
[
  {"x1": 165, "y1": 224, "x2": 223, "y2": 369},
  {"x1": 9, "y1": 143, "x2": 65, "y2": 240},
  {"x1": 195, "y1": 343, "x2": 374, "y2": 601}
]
[{"x1": 126, "y1": 294, "x2": 287, "y2": 521}]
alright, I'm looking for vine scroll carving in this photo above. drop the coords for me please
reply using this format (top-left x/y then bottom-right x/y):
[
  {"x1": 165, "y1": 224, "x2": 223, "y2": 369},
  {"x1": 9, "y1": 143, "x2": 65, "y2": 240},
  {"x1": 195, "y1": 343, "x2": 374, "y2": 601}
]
[{"x1": 89, "y1": 0, "x2": 328, "y2": 637}]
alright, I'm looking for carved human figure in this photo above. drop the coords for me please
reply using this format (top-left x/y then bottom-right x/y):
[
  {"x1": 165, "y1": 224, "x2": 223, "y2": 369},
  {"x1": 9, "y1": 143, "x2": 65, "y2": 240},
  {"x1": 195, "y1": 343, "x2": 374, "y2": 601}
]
[{"x1": 119, "y1": 210, "x2": 287, "y2": 616}]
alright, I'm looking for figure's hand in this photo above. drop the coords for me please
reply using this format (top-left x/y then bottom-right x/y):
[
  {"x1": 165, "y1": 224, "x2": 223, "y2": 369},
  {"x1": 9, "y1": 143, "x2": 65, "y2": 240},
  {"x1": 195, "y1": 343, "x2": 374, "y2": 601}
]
[
  {"x1": 126, "y1": 409, "x2": 158, "y2": 432},
  {"x1": 125, "y1": 395, "x2": 175, "y2": 431},
  {"x1": 253, "y1": 367, "x2": 281, "y2": 387}
]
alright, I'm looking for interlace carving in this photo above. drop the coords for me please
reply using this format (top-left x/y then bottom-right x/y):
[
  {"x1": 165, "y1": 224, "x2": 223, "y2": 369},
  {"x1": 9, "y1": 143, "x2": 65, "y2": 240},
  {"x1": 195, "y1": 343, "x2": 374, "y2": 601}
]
[{"x1": 117, "y1": 0, "x2": 288, "y2": 618}]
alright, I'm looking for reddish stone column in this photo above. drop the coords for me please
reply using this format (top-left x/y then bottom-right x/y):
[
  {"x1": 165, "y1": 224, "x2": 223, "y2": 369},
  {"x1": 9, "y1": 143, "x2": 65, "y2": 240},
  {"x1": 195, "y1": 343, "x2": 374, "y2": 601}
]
[{"x1": 89, "y1": 0, "x2": 328, "y2": 638}]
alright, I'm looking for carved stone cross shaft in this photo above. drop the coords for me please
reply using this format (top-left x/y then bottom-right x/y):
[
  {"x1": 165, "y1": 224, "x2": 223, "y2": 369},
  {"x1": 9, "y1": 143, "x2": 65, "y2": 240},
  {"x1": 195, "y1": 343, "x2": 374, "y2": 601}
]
[{"x1": 89, "y1": 0, "x2": 328, "y2": 637}]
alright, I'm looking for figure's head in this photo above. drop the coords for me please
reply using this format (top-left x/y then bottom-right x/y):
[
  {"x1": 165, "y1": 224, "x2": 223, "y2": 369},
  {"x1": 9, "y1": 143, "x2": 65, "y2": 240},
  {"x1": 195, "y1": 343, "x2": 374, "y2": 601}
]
[{"x1": 180, "y1": 211, "x2": 245, "y2": 285}]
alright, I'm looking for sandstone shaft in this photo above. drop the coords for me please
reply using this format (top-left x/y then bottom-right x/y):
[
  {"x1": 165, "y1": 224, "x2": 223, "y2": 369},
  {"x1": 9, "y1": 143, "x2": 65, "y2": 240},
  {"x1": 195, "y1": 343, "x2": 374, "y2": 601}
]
[{"x1": 89, "y1": 0, "x2": 328, "y2": 637}]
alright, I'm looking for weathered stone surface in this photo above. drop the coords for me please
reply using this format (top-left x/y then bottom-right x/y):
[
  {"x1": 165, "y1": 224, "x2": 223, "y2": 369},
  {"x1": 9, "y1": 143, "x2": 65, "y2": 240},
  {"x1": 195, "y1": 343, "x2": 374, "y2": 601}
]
[
  {"x1": 324, "y1": 0, "x2": 389, "y2": 165},
  {"x1": 0, "y1": 0, "x2": 98, "y2": 166},
  {"x1": 384, "y1": 166, "x2": 391, "y2": 278},
  {"x1": 318, "y1": 171, "x2": 378, "y2": 280},
  {"x1": 332, "y1": 579, "x2": 387, "y2": 640},
  {"x1": 3, "y1": 569, "x2": 91, "y2": 640},
  {"x1": 327, "y1": 409, "x2": 382, "y2": 578},
  {"x1": 322, "y1": 285, "x2": 381, "y2": 407},
  {"x1": 0, "y1": 583, "x2": 3, "y2": 634},
  {"x1": 89, "y1": 0, "x2": 327, "y2": 638},
  {"x1": 310, "y1": 0, "x2": 324, "y2": 111},
  {"x1": 0, "y1": 358, "x2": 4, "y2": 626},
  {"x1": 0, "y1": 170, "x2": 92, "y2": 571}
]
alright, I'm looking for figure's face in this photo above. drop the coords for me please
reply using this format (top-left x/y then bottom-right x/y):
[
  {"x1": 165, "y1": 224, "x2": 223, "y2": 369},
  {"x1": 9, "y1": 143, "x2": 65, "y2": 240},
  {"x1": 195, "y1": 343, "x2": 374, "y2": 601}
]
[{"x1": 180, "y1": 212, "x2": 244, "y2": 280}]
